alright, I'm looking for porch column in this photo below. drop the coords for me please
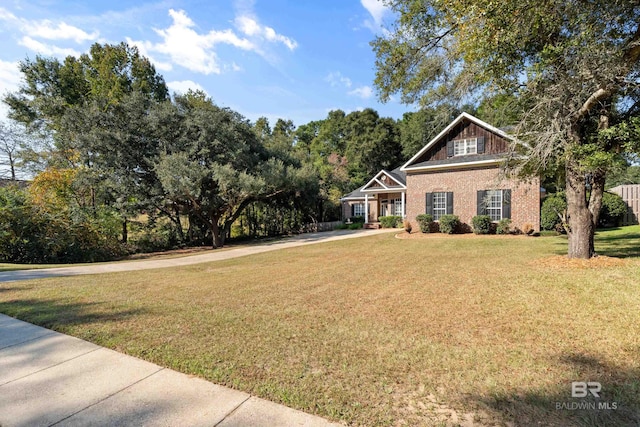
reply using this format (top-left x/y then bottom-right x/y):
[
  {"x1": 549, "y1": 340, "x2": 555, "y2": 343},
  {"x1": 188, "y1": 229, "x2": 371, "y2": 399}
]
[
  {"x1": 364, "y1": 194, "x2": 369, "y2": 223},
  {"x1": 401, "y1": 191, "x2": 406, "y2": 218}
]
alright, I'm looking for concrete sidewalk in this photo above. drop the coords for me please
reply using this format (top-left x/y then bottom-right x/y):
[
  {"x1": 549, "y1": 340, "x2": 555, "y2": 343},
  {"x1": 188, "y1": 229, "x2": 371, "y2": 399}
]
[
  {"x1": 0, "y1": 314, "x2": 342, "y2": 427},
  {"x1": 0, "y1": 228, "x2": 396, "y2": 283}
]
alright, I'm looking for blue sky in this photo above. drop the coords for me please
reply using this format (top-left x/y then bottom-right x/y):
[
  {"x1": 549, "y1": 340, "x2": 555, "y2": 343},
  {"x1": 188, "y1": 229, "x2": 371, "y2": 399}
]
[{"x1": 0, "y1": 0, "x2": 411, "y2": 127}]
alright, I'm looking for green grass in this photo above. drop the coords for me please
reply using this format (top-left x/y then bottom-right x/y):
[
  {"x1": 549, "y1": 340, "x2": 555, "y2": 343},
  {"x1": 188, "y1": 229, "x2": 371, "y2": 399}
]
[{"x1": 1, "y1": 226, "x2": 639, "y2": 426}]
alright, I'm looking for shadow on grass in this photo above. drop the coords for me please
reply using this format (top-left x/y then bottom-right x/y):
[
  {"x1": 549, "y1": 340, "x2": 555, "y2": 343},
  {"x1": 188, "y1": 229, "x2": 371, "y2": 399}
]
[
  {"x1": 594, "y1": 228, "x2": 640, "y2": 258},
  {"x1": 471, "y1": 352, "x2": 640, "y2": 426},
  {"x1": 0, "y1": 298, "x2": 147, "y2": 330}
]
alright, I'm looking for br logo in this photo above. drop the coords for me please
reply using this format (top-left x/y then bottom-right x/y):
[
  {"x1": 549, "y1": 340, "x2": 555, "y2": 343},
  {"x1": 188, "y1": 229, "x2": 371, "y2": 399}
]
[{"x1": 571, "y1": 382, "x2": 601, "y2": 398}]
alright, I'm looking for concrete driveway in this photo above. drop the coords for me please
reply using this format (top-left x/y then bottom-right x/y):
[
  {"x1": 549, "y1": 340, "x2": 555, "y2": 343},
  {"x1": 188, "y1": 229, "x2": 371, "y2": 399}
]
[{"x1": 0, "y1": 228, "x2": 396, "y2": 283}]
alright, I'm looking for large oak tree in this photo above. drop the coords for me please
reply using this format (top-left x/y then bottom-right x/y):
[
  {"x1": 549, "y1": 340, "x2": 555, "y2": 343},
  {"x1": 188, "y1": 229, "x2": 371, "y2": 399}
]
[{"x1": 373, "y1": 0, "x2": 640, "y2": 258}]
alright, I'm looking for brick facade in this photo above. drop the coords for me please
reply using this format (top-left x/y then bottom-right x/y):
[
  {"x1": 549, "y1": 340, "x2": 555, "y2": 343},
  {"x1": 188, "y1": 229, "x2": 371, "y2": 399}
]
[{"x1": 405, "y1": 167, "x2": 540, "y2": 232}]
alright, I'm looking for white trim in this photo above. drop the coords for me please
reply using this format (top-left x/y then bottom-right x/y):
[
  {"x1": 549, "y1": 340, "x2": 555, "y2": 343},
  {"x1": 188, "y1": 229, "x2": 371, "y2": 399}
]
[
  {"x1": 400, "y1": 112, "x2": 513, "y2": 171},
  {"x1": 403, "y1": 158, "x2": 503, "y2": 172},
  {"x1": 364, "y1": 194, "x2": 369, "y2": 224},
  {"x1": 361, "y1": 170, "x2": 407, "y2": 192}
]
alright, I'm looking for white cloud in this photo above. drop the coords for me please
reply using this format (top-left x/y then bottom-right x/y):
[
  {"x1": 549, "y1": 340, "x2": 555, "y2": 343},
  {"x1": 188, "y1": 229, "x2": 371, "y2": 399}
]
[
  {"x1": 167, "y1": 80, "x2": 208, "y2": 96},
  {"x1": 0, "y1": 60, "x2": 22, "y2": 96},
  {"x1": 348, "y1": 85, "x2": 374, "y2": 99},
  {"x1": 360, "y1": 0, "x2": 390, "y2": 33},
  {"x1": 23, "y1": 21, "x2": 99, "y2": 43},
  {"x1": 19, "y1": 36, "x2": 82, "y2": 57},
  {"x1": 129, "y1": 9, "x2": 255, "y2": 75},
  {"x1": 325, "y1": 71, "x2": 352, "y2": 88},
  {"x1": 0, "y1": 7, "x2": 17, "y2": 22},
  {"x1": 235, "y1": 15, "x2": 297, "y2": 51}
]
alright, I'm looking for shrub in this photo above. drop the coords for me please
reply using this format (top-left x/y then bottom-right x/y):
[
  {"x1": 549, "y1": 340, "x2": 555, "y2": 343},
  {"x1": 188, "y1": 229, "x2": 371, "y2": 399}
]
[
  {"x1": 472, "y1": 215, "x2": 492, "y2": 234},
  {"x1": 334, "y1": 223, "x2": 349, "y2": 230},
  {"x1": 438, "y1": 214, "x2": 459, "y2": 234},
  {"x1": 497, "y1": 218, "x2": 512, "y2": 235},
  {"x1": 349, "y1": 216, "x2": 365, "y2": 224},
  {"x1": 403, "y1": 220, "x2": 412, "y2": 233},
  {"x1": 599, "y1": 192, "x2": 627, "y2": 227},
  {"x1": 379, "y1": 215, "x2": 402, "y2": 228},
  {"x1": 542, "y1": 191, "x2": 627, "y2": 230},
  {"x1": 541, "y1": 192, "x2": 567, "y2": 231},
  {"x1": 348, "y1": 222, "x2": 363, "y2": 230},
  {"x1": 416, "y1": 214, "x2": 434, "y2": 233}
]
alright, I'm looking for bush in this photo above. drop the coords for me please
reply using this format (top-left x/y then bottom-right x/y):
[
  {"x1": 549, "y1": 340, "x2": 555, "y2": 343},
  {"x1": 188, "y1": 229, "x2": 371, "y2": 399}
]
[
  {"x1": 497, "y1": 218, "x2": 512, "y2": 234},
  {"x1": 438, "y1": 214, "x2": 460, "y2": 234},
  {"x1": 472, "y1": 215, "x2": 493, "y2": 234},
  {"x1": 349, "y1": 216, "x2": 365, "y2": 224},
  {"x1": 334, "y1": 223, "x2": 349, "y2": 230},
  {"x1": 416, "y1": 214, "x2": 434, "y2": 233},
  {"x1": 541, "y1": 192, "x2": 567, "y2": 231},
  {"x1": 348, "y1": 222, "x2": 363, "y2": 230},
  {"x1": 599, "y1": 192, "x2": 627, "y2": 227},
  {"x1": 379, "y1": 215, "x2": 402, "y2": 228},
  {"x1": 542, "y1": 191, "x2": 627, "y2": 230}
]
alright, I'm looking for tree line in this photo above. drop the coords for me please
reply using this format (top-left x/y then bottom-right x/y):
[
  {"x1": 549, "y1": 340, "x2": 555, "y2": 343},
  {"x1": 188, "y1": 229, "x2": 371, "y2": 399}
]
[{"x1": 0, "y1": 42, "x2": 482, "y2": 262}]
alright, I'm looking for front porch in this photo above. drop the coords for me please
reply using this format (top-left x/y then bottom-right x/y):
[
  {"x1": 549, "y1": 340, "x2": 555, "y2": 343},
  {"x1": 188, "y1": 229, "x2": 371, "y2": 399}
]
[{"x1": 362, "y1": 191, "x2": 406, "y2": 224}]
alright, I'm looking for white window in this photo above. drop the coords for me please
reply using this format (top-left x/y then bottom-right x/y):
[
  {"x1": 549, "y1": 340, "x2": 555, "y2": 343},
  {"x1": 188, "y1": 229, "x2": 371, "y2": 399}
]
[
  {"x1": 393, "y1": 198, "x2": 403, "y2": 216},
  {"x1": 486, "y1": 190, "x2": 502, "y2": 221},
  {"x1": 453, "y1": 138, "x2": 477, "y2": 156},
  {"x1": 353, "y1": 203, "x2": 365, "y2": 217},
  {"x1": 433, "y1": 192, "x2": 447, "y2": 220}
]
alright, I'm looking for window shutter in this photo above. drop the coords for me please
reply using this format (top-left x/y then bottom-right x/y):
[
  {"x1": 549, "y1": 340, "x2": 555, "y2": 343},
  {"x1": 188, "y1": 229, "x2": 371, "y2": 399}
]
[
  {"x1": 502, "y1": 189, "x2": 512, "y2": 219},
  {"x1": 477, "y1": 136, "x2": 485, "y2": 154},
  {"x1": 351, "y1": 204, "x2": 355, "y2": 216},
  {"x1": 477, "y1": 190, "x2": 487, "y2": 215},
  {"x1": 446, "y1": 141, "x2": 454, "y2": 157},
  {"x1": 425, "y1": 193, "x2": 433, "y2": 215},
  {"x1": 446, "y1": 192, "x2": 454, "y2": 215}
]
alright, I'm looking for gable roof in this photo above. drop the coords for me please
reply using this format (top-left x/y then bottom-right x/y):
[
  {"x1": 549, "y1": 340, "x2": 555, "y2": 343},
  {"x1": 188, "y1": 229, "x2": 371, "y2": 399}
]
[
  {"x1": 361, "y1": 166, "x2": 406, "y2": 193},
  {"x1": 400, "y1": 112, "x2": 513, "y2": 172}
]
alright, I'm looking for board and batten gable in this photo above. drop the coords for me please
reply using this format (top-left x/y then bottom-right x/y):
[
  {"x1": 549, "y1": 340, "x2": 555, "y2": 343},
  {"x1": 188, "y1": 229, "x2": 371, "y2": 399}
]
[{"x1": 411, "y1": 119, "x2": 511, "y2": 164}]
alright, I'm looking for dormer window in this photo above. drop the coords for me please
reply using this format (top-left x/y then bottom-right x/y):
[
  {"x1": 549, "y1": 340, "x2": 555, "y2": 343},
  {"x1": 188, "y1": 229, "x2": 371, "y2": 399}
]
[{"x1": 453, "y1": 138, "x2": 477, "y2": 156}]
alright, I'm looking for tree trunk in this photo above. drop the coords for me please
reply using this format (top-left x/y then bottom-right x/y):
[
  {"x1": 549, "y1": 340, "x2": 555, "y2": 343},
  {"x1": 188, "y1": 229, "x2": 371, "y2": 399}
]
[
  {"x1": 566, "y1": 161, "x2": 595, "y2": 259},
  {"x1": 121, "y1": 217, "x2": 128, "y2": 243},
  {"x1": 588, "y1": 172, "x2": 605, "y2": 229},
  {"x1": 210, "y1": 218, "x2": 224, "y2": 248}
]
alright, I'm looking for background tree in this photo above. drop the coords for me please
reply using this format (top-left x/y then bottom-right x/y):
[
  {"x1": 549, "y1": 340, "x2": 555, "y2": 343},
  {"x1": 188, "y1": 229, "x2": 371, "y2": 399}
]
[
  {"x1": 373, "y1": 0, "x2": 640, "y2": 258},
  {"x1": 0, "y1": 121, "x2": 30, "y2": 181}
]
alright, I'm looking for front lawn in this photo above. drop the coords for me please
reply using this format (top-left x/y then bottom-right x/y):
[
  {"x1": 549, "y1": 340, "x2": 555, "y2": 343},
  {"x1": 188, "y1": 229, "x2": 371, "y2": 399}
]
[{"x1": 1, "y1": 227, "x2": 639, "y2": 426}]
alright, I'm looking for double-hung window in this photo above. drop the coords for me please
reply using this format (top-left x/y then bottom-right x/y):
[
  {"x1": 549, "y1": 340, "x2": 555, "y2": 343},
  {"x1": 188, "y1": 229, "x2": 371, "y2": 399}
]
[
  {"x1": 478, "y1": 189, "x2": 511, "y2": 221},
  {"x1": 432, "y1": 193, "x2": 447, "y2": 220},
  {"x1": 486, "y1": 190, "x2": 503, "y2": 221},
  {"x1": 426, "y1": 192, "x2": 453, "y2": 220},
  {"x1": 453, "y1": 138, "x2": 477, "y2": 156},
  {"x1": 393, "y1": 198, "x2": 404, "y2": 216},
  {"x1": 353, "y1": 203, "x2": 365, "y2": 218}
]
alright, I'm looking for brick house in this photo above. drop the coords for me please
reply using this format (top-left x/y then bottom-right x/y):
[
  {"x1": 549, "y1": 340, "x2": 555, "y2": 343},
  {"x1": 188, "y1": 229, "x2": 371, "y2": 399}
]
[{"x1": 341, "y1": 113, "x2": 540, "y2": 231}]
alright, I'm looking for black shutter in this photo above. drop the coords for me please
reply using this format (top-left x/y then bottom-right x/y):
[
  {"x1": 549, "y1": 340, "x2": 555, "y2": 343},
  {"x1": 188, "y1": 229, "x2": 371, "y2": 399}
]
[
  {"x1": 446, "y1": 141, "x2": 454, "y2": 157},
  {"x1": 425, "y1": 193, "x2": 433, "y2": 215},
  {"x1": 502, "y1": 189, "x2": 512, "y2": 219},
  {"x1": 351, "y1": 204, "x2": 355, "y2": 216},
  {"x1": 446, "y1": 192, "x2": 454, "y2": 215},
  {"x1": 477, "y1": 190, "x2": 487, "y2": 215},
  {"x1": 477, "y1": 136, "x2": 485, "y2": 154}
]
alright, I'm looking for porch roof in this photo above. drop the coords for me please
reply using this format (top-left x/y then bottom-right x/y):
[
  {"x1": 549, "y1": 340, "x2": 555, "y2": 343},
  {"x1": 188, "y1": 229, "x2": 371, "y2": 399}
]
[{"x1": 361, "y1": 167, "x2": 407, "y2": 194}]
